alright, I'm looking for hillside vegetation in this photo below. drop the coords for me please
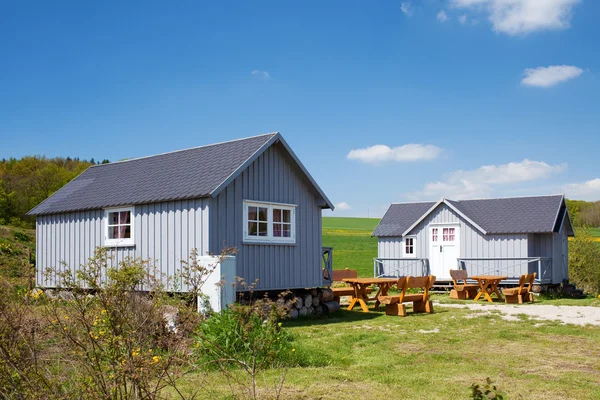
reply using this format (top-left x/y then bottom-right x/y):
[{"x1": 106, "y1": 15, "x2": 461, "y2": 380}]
[
  {"x1": 0, "y1": 156, "x2": 104, "y2": 227},
  {"x1": 0, "y1": 225, "x2": 35, "y2": 288}
]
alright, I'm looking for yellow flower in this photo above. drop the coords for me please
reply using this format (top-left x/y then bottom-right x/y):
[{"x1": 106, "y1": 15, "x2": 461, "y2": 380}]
[
  {"x1": 152, "y1": 355, "x2": 161, "y2": 363},
  {"x1": 99, "y1": 330, "x2": 105, "y2": 336},
  {"x1": 101, "y1": 309, "x2": 107, "y2": 314},
  {"x1": 292, "y1": 348, "x2": 295, "y2": 352},
  {"x1": 121, "y1": 360, "x2": 126, "y2": 365},
  {"x1": 63, "y1": 315, "x2": 69, "y2": 320}
]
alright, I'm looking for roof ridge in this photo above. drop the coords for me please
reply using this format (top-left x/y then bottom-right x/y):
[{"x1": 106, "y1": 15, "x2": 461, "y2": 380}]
[
  {"x1": 453, "y1": 194, "x2": 564, "y2": 202},
  {"x1": 88, "y1": 132, "x2": 279, "y2": 168}
]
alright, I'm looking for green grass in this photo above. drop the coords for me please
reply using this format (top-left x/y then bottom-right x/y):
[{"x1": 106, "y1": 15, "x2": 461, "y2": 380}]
[
  {"x1": 175, "y1": 308, "x2": 600, "y2": 399},
  {"x1": 590, "y1": 227, "x2": 600, "y2": 237},
  {"x1": 322, "y1": 217, "x2": 380, "y2": 277},
  {"x1": 322, "y1": 217, "x2": 381, "y2": 231}
]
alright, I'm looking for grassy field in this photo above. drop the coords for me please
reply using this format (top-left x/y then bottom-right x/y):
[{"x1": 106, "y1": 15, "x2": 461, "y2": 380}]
[
  {"x1": 177, "y1": 306, "x2": 600, "y2": 399},
  {"x1": 322, "y1": 217, "x2": 380, "y2": 277}
]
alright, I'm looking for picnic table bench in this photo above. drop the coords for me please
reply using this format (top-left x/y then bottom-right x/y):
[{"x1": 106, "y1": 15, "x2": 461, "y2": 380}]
[
  {"x1": 342, "y1": 277, "x2": 399, "y2": 312},
  {"x1": 331, "y1": 269, "x2": 372, "y2": 303},
  {"x1": 379, "y1": 275, "x2": 436, "y2": 317}
]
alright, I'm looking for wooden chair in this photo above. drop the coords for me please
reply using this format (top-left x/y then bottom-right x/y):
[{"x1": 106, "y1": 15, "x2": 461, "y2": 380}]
[
  {"x1": 502, "y1": 273, "x2": 536, "y2": 304},
  {"x1": 330, "y1": 269, "x2": 372, "y2": 303},
  {"x1": 379, "y1": 275, "x2": 436, "y2": 317},
  {"x1": 449, "y1": 269, "x2": 480, "y2": 299}
]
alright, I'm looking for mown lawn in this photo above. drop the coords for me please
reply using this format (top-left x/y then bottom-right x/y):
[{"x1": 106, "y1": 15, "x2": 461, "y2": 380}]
[
  {"x1": 322, "y1": 217, "x2": 380, "y2": 277},
  {"x1": 176, "y1": 306, "x2": 600, "y2": 399}
]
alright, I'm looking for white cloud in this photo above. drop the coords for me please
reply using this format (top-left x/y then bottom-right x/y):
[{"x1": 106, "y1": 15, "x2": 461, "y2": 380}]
[
  {"x1": 437, "y1": 10, "x2": 449, "y2": 21},
  {"x1": 251, "y1": 70, "x2": 271, "y2": 79},
  {"x1": 563, "y1": 179, "x2": 600, "y2": 201},
  {"x1": 335, "y1": 202, "x2": 352, "y2": 211},
  {"x1": 521, "y1": 65, "x2": 583, "y2": 88},
  {"x1": 347, "y1": 144, "x2": 442, "y2": 164},
  {"x1": 401, "y1": 2, "x2": 413, "y2": 16},
  {"x1": 407, "y1": 159, "x2": 566, "y2": 200},
  {"x1": 459, "y1": 14, "x2": 468, "y2": 24},
  {"x1": 451, "y1": 0, "x2": 580, "y2": 35}
]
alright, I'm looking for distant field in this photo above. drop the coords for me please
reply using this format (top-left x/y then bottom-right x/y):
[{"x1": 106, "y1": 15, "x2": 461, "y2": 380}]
[
  {"x1": 322, "y1": 217, "x2": 380, "y2": 277},
  {"x1": 322, "y1": 217, "x2": 381, "y2": 231}
]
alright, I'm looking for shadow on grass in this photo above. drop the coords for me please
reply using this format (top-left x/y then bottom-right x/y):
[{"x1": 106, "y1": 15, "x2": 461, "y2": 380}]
[{"x1": 285, "y1": 306, "x2": 452, "y2": 327}]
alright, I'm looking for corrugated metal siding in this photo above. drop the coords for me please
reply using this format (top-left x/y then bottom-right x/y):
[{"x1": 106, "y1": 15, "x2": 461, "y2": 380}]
[
  {"x1": 35, "y1": 199, "x2": 209, "y2": 289},
  {"x1": 209, "y1": 143, "x2": 323, "y2": 291}
]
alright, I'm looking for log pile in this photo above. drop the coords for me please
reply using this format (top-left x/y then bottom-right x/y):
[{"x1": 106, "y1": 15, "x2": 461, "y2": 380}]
[{"x1": 284, "y1": 288, "x2": 339, "y2": 319}]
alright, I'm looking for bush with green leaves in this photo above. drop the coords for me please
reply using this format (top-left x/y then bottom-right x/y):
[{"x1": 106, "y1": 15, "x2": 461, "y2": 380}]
[
  {"x1": 470, "y1": 377, "x2": 506, "y2": 400},
  {"x1": 195, "y1": 302, "x2": 293, "y2": 370},
  {"x1": 569, "y1": 227, "x2": 600, "y2": 295}
]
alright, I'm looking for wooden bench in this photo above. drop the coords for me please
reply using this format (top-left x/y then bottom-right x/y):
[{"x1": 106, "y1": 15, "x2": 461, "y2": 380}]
[
  {"x1": 502, "y1": 272, "x2": 536, "y2": 304},
  {"x1": 379, "y1": 275, "x2": 436, "y2": 317},
  {"x1": 331, "y1": 269, "x2": 372, "y2": 303},
  {"x1": 449, "y1": 269, "x2": 480, "y2": 299}
]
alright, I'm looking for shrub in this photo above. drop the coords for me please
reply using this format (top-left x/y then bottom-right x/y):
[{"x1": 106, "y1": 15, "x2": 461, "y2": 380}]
[
  {"x1": 569, "y1": 227, "x2": 600, "y2": 295},
  {"x1": 195, "y1": 302, "x2": 293, "y2": 370},
  {"x1": 470, "y1": 377, "x2": 506, "y2": 399},
  {"x1": 0, "y1": 248, "x2": 202, "y2": 399}
]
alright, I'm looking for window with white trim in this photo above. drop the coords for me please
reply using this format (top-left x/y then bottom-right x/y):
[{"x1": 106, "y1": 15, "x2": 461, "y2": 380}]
[
  {"x1": 104, "y1": 207, "x2": 134, "y2": 246},
  {"x1": 404, "y1": 237, "x2": 415, "y2": 257},
  {"x1": 442, "y1": 227, "x2": 456, "y2": 242},
  {"x1": 243, "y1": 201, "x2": 296, "y2": 244}
]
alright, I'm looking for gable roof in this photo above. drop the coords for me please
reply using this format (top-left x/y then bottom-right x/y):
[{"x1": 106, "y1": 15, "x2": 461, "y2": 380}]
[
  {"x1": 373, "y1": 195, "x2": 572, "y2": 237},
  {"x1": 372, "y1": 202, "x2": 436, "y2": 237},
  {"x1": 28, "y1": 132, "x2": 334, "y2": 216}
]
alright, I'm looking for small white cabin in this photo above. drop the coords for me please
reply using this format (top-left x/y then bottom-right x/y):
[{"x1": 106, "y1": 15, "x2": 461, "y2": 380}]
[{"x1": 372, "y1": 195, "x2": 574, "y2": 284}]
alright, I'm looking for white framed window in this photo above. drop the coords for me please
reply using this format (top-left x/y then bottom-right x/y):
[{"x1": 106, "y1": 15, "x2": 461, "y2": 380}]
[
  {"x1": 104, "y1": 207, "x2": 134, "y2": 247},
  {"x1": 404, "y1": 236, "x2": 416, "y2": 257},
  {"x1": 442, "y1": 227, "x2": 456, "y2": 242},
  {"x1": 431, "y1": 228, "x2": 438, "y2": 243},
  {"x1": 243, "y1": 200, "x2": 296, "y2": 244}
]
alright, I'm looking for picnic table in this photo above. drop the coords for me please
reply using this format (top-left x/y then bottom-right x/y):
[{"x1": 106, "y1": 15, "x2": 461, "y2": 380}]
[
  {"x1": 470, "y1": 275, "x2": 508, "y2": 302},
  {"x1": 342, "y1": 277, "x2": 399, "y2": 312}
]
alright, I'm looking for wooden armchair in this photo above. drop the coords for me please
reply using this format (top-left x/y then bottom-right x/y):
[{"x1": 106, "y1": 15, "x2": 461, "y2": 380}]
[
  {"x1": 379, "y1": 275, "x2": 436, "y2": 317},
  {"x1": 502, "y1": 273, "x2": 536, "y2": 304},
  {"x1": 449, "y1": 269, "x2": 480, "y2": 299}
]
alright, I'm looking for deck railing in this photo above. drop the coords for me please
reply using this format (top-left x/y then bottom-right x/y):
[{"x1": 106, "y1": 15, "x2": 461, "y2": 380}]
[
  {"x1": 373, "y1": 258, "x2": 429, "y2": 278},
  {"x1": 322, "y1": 247, "x2": 333, "y2": 285},
  {"x1": 457, "y1": 257, "x2": 553, "y2": 284}
]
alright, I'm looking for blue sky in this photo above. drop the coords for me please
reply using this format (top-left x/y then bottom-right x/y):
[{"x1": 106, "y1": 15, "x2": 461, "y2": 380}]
[{"x1": 1, "y1": 0, "x2": 599, "y2": 217}]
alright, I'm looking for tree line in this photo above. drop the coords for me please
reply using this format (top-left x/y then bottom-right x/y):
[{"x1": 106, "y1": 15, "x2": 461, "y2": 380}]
[
  {"x1": 566, "y1": 199, "x2": 600, "y2": 228},
  {"x1": 0, "y1": 156, "x2": 108, "y2": 227}
]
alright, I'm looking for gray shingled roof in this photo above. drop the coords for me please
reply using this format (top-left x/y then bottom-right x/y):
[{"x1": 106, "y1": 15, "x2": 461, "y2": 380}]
[
  {"x1": 372, "y1": 202, "x2": 436, "y2": 237},
  {"x1": 373, "y1": 195, "x2": 566, "y2": 237},
  {"x1": 446, "y1": 195, "x2": 564, "y2": 234},
  {"x1": 29, "y1": 133, "x2": 279, "y2": 215}
]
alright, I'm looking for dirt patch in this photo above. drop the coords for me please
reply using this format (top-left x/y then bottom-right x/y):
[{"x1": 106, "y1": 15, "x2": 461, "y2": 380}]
[{"x1": 438, "y1": 303, "x2": 600, "y2": 326}]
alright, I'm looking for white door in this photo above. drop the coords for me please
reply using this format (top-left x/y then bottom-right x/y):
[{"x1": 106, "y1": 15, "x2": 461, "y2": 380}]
[{"x1": 429, "y1": 225, "x2": 460, "y2": 280}]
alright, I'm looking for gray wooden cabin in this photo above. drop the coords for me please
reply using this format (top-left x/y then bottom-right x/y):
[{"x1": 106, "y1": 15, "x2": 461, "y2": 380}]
[
  {"x1": 28, "y1": 132, "x2": 334, "y2": 292},
  {"x1": 372, "y1": 195, "x2": 574, "y2": 284}
]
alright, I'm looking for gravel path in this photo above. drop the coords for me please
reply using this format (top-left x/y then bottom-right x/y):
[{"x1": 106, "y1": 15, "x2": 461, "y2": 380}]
[{"x1": 437, "y1": 302, "x2": 600, "y2": 326}]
